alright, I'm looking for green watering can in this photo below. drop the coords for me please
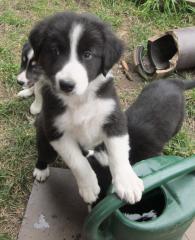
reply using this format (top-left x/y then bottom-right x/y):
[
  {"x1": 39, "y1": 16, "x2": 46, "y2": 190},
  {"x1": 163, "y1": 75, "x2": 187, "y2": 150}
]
[{"x1": 84, "y1": 155, "x2": 195, "y2": 240}]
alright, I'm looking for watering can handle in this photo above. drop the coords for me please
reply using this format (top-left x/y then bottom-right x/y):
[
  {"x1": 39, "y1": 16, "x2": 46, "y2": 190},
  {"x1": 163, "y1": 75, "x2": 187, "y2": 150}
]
[{"x1": 84, "y1": 156, "x2": 195, "y2": 240}]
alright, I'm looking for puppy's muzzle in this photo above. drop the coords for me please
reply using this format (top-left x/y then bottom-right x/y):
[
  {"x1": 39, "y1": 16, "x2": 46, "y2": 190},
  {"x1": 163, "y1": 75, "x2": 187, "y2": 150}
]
[
  {"x1": 17, "y1": 79, "x2": 25, "y2": 86},
  {"x1": 59, "y1": 80, "x2": 75, "y2": 93}
]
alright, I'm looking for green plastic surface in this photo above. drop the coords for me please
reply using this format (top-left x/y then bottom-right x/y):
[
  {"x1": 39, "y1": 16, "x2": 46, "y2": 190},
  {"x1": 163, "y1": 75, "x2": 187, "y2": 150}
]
[{"x1": 84, "y1": 155, "x2": 195, "y2": 240}]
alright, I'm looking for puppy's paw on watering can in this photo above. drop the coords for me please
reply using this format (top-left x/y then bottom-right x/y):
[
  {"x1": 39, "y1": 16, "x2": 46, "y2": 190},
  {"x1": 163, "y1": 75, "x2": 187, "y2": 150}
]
[
  {"x1": 84, "y1": 155, "x2": 195, "y2": 240},
  {"x1": 113, "y1": 167, "x2": 144, "y2": 204}
]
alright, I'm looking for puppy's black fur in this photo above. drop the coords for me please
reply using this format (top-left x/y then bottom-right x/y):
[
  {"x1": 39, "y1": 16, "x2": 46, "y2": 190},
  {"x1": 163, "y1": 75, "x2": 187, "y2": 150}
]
[
  {"x1": 17, "y1": 42, "x2": 43, "y2": 87},
  {"x1": 30, "y1": 12, "x2": 143, "y2": 205},
  {"x1": 127, "y1": 78, "x2": 195, "y2": 165},
  {"x1": 30, "y1": 12, "x2": 123, "y2": 83},
  {"x1": 30, "y1": 11, "x2": 125, "y2": 144},
  {"x1": 18, "y1": 42, "x2": 32, "y2": 75},
  {"x1": 91, "y1": 78, "x2": 195, "y2": 205}
]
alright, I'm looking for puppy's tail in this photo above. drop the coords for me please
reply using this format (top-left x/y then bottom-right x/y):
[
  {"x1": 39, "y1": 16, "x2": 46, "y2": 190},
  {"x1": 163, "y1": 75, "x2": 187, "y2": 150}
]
[{"x1": 183, "y1": 80, "x2": 195, "y2": 90}]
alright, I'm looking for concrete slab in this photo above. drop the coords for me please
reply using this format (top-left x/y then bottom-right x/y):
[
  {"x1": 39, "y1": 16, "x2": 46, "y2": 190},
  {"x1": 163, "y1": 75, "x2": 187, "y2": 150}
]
[
  {"x1": 18, "y1": 168, "x2": 88, "y2": 240},
  {"x1": 183, "y1": 235, "x2": 189, "y2": 240},
  {"x1": 186, "y1": 220, "x2": 195, "y2": 240}
]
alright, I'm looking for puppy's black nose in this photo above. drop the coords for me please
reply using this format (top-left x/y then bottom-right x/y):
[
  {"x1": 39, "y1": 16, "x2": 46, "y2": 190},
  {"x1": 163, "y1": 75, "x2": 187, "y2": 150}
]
[
  {"x1": 17, "y1": 80, "x2": 24, "y2": 86},
  {"x1": 59, "y1": 80, "x2": 75, "y2": 93}
]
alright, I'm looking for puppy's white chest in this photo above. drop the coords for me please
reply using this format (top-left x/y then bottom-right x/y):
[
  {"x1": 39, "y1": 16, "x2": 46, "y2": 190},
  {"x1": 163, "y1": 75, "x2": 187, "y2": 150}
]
[{"x1": 54, "y1": 98, "x2": 115, "y2": 148}]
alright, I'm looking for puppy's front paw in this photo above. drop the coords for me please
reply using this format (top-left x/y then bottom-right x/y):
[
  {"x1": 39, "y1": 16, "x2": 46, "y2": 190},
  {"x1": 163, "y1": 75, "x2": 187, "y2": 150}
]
[
  {"x1": 33, "y1": 167, "x2": 50, "y2": 182},
  {"x1": 113, "y1": 168, "x2": 144, "y2": 204},
  {"x1": 17, "y1": 89, "x2": 33, "y2": 98},
  {"x1": 78, "y1": 175, "x2": 100, "y2": 203},
  {"x1": 30, "y1": 102, "x2": 41, "y2": 115}
]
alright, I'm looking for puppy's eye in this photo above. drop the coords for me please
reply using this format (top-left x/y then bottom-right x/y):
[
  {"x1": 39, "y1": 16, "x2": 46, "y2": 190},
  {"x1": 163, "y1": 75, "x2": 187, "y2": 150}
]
[{"x1": 83, "y1": 51, "x2": 92, "y2": 60}]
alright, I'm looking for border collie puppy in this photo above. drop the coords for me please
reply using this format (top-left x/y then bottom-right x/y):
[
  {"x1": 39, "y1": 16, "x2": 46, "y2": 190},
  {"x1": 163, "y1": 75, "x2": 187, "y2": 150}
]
[
  {"x1": 29, "y1": 12, "x2": 144, "y2": 204},
  {"x1": 17, "y1": 42, "x2": 43, "y2": 115},
  {"x1": 90, "y1": 78, "x2": 195, "y2": 205},
  {"x1": 17, "y1": 42, "x2": 35, "y2": 97},
  {"x1": 126, "y1": 78, "x2": 195, "y2": 165}
]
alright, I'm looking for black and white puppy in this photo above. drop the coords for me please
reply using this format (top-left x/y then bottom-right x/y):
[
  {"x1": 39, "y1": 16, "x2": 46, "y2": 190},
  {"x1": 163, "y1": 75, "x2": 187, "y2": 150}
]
[
  {"x1": 126, "y1": 78, "x2": 195, "y2": 165},
  {"x1": 29, "y1": 12, "x2": 144, "y2": 204},
  {"x1": 89, "y1": 78, "x2": 195, "y2": 205},
  {"x1": 17, "y1": 42, "x2": 35, "y2": 97},
  {"x1": 17, "y1": 42, "x2": 43, "y2": 115}
]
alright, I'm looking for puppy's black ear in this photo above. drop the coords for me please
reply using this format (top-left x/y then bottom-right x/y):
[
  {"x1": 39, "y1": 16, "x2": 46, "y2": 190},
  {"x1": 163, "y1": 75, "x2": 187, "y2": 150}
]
[
  {"x1": 29, "y1": 20, "x2": 47, "y2": 62},
  {"x1": 102, "y1": 28, "x2": 124, "y2": 75}
]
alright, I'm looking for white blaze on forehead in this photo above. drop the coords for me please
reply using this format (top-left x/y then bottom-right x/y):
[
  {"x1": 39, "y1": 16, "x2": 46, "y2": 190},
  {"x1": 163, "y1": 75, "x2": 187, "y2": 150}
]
[
  {"x1": 17, "y1": 48, "x2": 34, "y2": 86},
  {"x1": 55, "y1": 23, "x2": 89, "y2": 95},
  {"x1": 70, "y1": 24, "x2": 83, "y2": 60},
  {"x1": 27, "y1": 49, "x2": 34, "y2": 61}
]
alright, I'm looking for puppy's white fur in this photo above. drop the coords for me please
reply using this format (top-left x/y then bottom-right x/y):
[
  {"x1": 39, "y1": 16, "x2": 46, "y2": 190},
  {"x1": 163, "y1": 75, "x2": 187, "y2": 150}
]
[
  {"x1": 28, "y1": 49, "x2": 34, "y2": 61},
  {"x1": 94, "y1": 150, "x2": 109, "y2": 166},
  {"x1": 17, "y1": 71, "x2": 29, "y2": 88},
  {"x1": 104, "y1": 135, "x2": 144, "y2": 204},
  {"x1": 17, "y1": 49, "x2": 34, "y2": 88},
  {"x1": 51, "y1": 73, "x2": 115, "y2": 203},
  {"x1": 54, "y1": 86, "x2": 116, "y2": 149},
  {"x1": 55, "y1": 24, "x2": 88, "y2": 95},
  {"x1": 17, "y1": 47, "x2": 42, "y2": 115},
  {"x1": 33, "y1": 167, "x2": 50, "y2": 182},
  {"x1": 30, "y1": 80, "x2": 43, "y2": 115},
  {"x1": 51, "y1": 133, "x2": 100, "y2": 203},
  {"x1": 17, "y1": 86, "x2": 34, "y2": 98},
  {"x1": 35, "y1": 23, "x2": 144, "y2": 204}
]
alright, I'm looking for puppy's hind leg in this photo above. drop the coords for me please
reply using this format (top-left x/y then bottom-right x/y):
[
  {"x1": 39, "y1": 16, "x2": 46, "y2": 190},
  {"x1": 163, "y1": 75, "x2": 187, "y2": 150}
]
[
  {"x1": 94, "y1": 143, "x2": 109, "y2": 167},
  {"x1": 33, "y1": 125, "x2": 57, "y2": 182}
]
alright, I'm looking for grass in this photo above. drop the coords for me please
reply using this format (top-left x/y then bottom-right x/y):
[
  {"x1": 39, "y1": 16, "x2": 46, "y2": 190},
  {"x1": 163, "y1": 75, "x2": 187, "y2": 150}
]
[
  {"x1": 0, "y1": 234, "x2": 11, "y2": 240},
  {"x1": 164, "y1": 129, "x2": 195, "y2": 156},
  {"x1": 0, "y1": 0, "x2": 195, "y2": 239},
  {"x1": 0, "y1": 98, "x2": 36, "y2": 237},
  {"x1": 132, "y1": 0, "x2": 195, "y2": 14},
  {"x1": 186, "y1": 89, "x2": 195, "y2": 118},
  {"x1": 0, "y1": 10, "x2": 29, "y2": 26}
]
